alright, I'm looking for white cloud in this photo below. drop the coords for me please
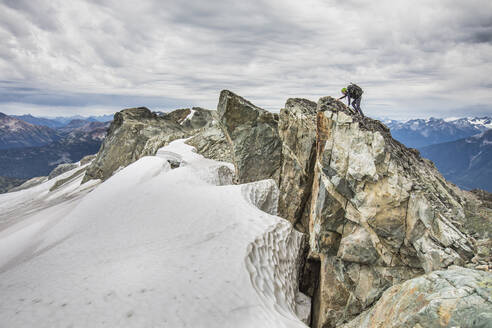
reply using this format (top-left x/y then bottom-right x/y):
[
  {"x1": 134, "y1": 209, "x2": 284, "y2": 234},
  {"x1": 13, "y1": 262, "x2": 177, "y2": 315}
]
[{"x1": 0, "y1": 0, "x2": 491, "y2": 119}]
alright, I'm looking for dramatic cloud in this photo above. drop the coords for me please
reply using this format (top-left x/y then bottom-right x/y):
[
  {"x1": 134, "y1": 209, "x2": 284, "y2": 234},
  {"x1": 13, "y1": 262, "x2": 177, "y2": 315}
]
[{"x1": 1, "y1": 0, "x2": 491, "y2": 119}]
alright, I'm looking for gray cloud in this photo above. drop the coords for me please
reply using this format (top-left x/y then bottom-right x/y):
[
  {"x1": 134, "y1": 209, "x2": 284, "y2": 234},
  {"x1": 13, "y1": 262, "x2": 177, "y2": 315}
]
[
  {"x1": 0, "y1": 83, "x2": 189, "y2": 109},
  {"x1": 0, "y1": 0, "x2": 491, "y2": 119}
]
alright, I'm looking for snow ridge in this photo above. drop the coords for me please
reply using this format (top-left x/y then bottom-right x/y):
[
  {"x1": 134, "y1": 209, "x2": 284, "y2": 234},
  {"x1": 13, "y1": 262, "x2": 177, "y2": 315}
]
[{"x1": 0, "y1": 139, "x2": 308, "y2": 328}]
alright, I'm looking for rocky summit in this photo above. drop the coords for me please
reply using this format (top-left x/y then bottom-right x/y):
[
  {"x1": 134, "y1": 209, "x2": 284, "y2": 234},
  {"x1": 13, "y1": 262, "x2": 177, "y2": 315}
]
[
  {"x1": 302, "y1": 97, "x2": 488, "y2": 327},
  {"x1": 83, "y1": 107, "x2": 188, "y2": 182},
  {"x1": 79, "y1": 91, "x2": 492, "y2": 328}
]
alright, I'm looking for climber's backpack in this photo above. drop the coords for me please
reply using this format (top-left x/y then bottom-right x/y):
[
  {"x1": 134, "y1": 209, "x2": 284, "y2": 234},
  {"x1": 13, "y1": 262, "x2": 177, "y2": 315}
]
[{"x1": 347, "y1": 83, "x2": 363, "y2": 99}]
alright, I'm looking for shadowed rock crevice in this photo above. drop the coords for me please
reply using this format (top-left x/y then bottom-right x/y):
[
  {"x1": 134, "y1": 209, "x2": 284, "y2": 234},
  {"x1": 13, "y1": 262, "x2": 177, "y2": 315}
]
[{"x1": 278, "y1": 98, "x2": 318, "y2": 233}]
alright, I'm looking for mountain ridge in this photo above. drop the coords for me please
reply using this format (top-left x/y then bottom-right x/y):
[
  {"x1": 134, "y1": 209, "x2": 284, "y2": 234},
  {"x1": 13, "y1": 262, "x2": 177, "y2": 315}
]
[
  {"x1": 420, "y1": 129, "x2": 492, "y2": 192},
  {"x1": 79, "y1": 91, "x2": 491, "y2": 327},
  {"x1": 1, "y1": 92, "x2": 490, "y2": 328},
  {"x1": 385, "y1": 116, "x2": 492, "y2": 148},
  {"x1": 0, "y1": 112, "x2": 62, "y2": 149}
]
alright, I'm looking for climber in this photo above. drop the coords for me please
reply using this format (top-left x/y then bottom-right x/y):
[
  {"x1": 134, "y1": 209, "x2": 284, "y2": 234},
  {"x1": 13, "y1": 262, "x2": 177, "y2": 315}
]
[{"x1": 338, "y1": 83, "x2": 364, "y2": 117}]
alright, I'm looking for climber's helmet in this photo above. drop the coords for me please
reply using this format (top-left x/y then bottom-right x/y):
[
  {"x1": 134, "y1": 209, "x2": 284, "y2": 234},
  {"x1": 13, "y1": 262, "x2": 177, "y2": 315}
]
[{"x1": 341, "y1": 87, "x2": 347, "y2": 94}]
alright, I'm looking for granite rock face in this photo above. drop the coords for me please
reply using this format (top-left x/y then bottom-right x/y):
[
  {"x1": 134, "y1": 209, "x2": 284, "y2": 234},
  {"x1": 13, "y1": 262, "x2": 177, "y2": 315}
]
[
  {"x1": 342, "y1": 267, "x2": 492, "y2": 328},
  {"x1": 307, "y1": 97, "x2": 479, "y2": 327},
  {"x1": 278, "y1": 98, "x2": 318, "y2": 233},
  {"x1": 217, "y1": 90, "x2": 282, "y2": 184},
  {"x1": 83, "y1": 107, "x2": 187, "y2": 182}
]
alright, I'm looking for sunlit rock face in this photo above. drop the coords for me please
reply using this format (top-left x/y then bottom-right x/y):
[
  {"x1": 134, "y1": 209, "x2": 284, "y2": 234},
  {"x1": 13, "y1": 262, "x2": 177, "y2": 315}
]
[{"x1": 306, "y1": 97, "x2": 481, "y2": 327}]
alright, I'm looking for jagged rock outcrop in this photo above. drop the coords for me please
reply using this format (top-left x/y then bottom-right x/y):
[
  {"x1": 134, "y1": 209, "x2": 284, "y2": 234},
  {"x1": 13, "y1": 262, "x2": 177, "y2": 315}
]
[
  {"x1": 278, "y1": 98, "x2": 318, "y2": 233},
  {"x1": 185, "y1": 110, "x2": 233, "y2": 164},
  {"x1": 73, "y1": 90, "x2": 490, "y2": 327},
  {"x1": 83, "y1": 107, "x2": 188, "y2": 182},
  {"x1": 48, "y1": 163, "x2": 78, "y2": 180},
  {"x1": 463, "y1": 189, "x2": 492, "y2": 272},
  {"x1": 80, "y1": 154, "x2": 96, "y2": 166},
  {"x1": 306, "y1": 97, "x2": 479, "y2": 327},
  {"x1": 217, "y1": 90, "x2": 282, "y2": 184},
  {"x1": 0, "y1": 176, "x2": 26, "y2": 193},
  {"x1": 8, "y1": 176, "x2": 48, "y2": 192},
  {"x1": 185, "y1": 125, "x2": 233, "y2": 163},
  {"x1": 161, "y1": 107, "x2": 214, "y2": 132},
  {"x1": 342, "y1": 267, "x2": 492, "y2": 328}
]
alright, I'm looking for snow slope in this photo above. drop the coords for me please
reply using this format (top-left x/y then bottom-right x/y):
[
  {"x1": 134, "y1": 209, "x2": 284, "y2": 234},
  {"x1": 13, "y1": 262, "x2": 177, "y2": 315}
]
[{"x1": 0, "y1": 140, "x2": 308, "y2": 327}]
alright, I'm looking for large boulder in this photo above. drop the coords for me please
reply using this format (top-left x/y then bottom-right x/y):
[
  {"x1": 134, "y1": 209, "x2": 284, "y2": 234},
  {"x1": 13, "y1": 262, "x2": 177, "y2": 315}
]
[
  {"x1": 217, "y1": 90, "x2": 282, "y2": 184},
  {"x1": 278, "y1": 98, "x2": 317, "y2": 233},
  {"x1": 83, "y1": 107, "x2": 187, "y2": 182},
  {"x1": 308, "y1": 97, "x2": 478, "y2": 327},
  {"x1": 342, "y1": 267, "x2": 492, "y2": 328}
]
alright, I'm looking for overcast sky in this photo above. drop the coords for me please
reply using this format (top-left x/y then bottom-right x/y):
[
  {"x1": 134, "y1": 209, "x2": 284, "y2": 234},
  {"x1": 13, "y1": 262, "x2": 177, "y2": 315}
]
[{"x1": 1, "y1": 0, "x2": 491, "y2": 120}]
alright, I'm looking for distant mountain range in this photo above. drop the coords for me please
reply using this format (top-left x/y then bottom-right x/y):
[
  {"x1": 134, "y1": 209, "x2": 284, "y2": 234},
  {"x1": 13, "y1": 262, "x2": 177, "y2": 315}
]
[
  {"x1": 381, "y1": 116, "x2": 492, "y2": 192},
  {"x1": 0, "y1": 112, "x2": 110, "y2": 184},
  {"x1": 1, "y1": 111, "x2": 491, "y2": 193},
  {"x1": 1, "y1": 113, "x2": 112, "y2": 150},
  {"x1": 0, "y1": 113, "x2": 62, "y2": 149},
  {"x1": 420, "y1": 130, "x2": 492, "y2": 192},
  {"x1": 0, "y1": 137, "x2": 103, "y2": 179},
  {"x1": 385, "y1": 116, "x2": 492, "y2": 148},
  {"x1": 12, "y1": 114, "x2": 114, "y2": 128}
]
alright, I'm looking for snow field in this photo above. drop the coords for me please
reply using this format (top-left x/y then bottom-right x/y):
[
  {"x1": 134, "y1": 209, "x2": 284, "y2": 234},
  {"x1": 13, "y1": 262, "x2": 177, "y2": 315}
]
[{"x1": 0, "y1": 139, "x2": 308, "y2": 327}]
